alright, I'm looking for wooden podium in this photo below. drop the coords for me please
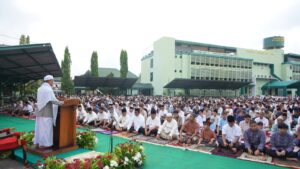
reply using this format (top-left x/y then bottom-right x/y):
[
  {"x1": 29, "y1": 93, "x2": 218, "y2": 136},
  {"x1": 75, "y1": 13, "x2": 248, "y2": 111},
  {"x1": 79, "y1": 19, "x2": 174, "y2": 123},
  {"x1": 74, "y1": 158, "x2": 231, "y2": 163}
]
[{"x1": 28, "y1": 99, "x2": 80, "y2": 157}]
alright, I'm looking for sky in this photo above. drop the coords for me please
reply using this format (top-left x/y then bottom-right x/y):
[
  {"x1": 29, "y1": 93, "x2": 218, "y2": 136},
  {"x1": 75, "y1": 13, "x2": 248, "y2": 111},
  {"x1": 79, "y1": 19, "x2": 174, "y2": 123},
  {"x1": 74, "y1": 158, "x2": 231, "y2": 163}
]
[{"x1": 0, "y1": 0, "x2": 300, "y2": 77}]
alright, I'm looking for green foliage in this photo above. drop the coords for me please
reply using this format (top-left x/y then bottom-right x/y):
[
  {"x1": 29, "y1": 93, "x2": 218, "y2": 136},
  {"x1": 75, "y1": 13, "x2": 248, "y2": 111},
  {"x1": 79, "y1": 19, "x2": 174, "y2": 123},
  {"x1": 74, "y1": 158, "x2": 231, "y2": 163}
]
[
  {"x1": 25, "y1": 35, "x2": 30, "y2": 44},
  {"x1": 44, "y1": 156, "x2": 66, "y2": 169},
  {"x1": 20, "y1": 131, "x2": 34, "y2": 146},
  {"x1": 76, "y1": 131, "x2": 97, "y2": 150},
  {"x1": 42, "y1": 141, "x2": 146, "y2": 169},
  {"x1": 61, "y1": 46, "x2": 74, "y2": 95},
  {"x1": 120, "y1": 50, "x2": 128, "y2": 78},
  {"x1": 19, "y1": 35, "x2": 26, "y2": 45},
  {"x1": 24, "y1": 80, "x2": 41, "y2": 95},
  {"x1": 90, "y1": 51, "x2": 99, "y2": 77},
  {"x1": 19, "y1": 35, "x2": 30, "y2": 45},
  {"x1": 0, "y1": 151, "x2": 11, "y2": 160},
  {"x1": 113, "y1": 141, "x2": 145, "y2": 168},
  {"x1": 107, "y1": 72, "x2": 114, "y2": 78}
]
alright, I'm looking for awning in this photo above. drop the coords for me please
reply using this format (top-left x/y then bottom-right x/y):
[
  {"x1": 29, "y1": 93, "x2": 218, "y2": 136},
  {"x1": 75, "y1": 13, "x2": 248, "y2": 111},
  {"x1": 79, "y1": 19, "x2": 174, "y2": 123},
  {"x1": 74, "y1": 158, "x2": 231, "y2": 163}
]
[
  {"x1": 164, "y1": 78, "x2": 251, "y2": 89},
  {"x1": 132, "y1": 83, "x2": 153, "y2": 89},
  {"x1": 0, "y1": 43, "x2": 62, "y2": 82},
  {"x1": 261, "y1": 80, "x2": 300, "y2": 90},
  {"x1": 74, "y1": 76, "x2": 138, "y2": 88}
]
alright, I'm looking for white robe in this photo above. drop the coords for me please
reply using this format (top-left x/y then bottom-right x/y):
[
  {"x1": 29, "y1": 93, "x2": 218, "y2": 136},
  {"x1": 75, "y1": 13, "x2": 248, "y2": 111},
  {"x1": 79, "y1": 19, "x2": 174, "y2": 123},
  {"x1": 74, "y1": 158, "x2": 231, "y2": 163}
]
[{"x1": 34, "y1": 82, "x2": 62, "y2": 147}]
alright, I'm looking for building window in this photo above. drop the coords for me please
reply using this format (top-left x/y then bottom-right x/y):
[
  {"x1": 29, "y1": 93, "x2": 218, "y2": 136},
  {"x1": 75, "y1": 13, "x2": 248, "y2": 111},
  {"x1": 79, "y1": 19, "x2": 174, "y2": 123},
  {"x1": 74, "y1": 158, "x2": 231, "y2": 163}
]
[
  {"x1": 179, "y1": 70, "x2": 182, "y2": 73},
  {"x1": 150, "y1": 72, "x2": 153, "y2": 81},
  {"x1": 174, "y1": 70, "x2": 177, "y2": 72},
  {"x1": 150, "y1": 59, "x2": 153, "y2": 68}
]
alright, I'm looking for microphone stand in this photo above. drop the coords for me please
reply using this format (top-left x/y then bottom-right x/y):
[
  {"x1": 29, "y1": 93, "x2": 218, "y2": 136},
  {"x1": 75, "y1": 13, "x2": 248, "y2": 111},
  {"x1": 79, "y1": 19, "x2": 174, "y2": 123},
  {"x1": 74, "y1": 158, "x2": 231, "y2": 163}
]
[{"x1": 109, "y1": 115, "x2": 115, "y2": 153}]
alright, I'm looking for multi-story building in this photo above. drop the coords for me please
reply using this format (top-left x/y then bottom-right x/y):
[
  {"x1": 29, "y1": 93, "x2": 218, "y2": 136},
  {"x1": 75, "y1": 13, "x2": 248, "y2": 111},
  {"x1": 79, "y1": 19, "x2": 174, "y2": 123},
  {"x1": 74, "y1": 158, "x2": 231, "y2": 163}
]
[{"x1": 141, "y1": 36, "x2": 300, "y2": 96}]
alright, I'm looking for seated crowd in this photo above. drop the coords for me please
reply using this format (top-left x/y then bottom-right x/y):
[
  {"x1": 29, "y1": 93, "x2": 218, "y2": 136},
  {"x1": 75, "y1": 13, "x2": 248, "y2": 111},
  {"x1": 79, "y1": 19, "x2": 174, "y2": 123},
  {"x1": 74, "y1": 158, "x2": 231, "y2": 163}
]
[
  {"x1": 1, "y1": 98, "x2": 36, "y2": 117},
  {"x1": 75, "y1": 95, "x2": 300, "y2": 160}
]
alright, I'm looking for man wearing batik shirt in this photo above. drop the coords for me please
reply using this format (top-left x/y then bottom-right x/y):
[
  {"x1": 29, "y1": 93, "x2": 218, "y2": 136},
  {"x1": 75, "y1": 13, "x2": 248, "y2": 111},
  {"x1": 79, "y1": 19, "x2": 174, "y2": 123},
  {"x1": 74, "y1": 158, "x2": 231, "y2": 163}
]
[
  {"x1": 145, "y1": 108, "x2": 161, "y2": 136},
  {"x1": 218, "y1": 115, "x2": 242, "y2": 153},
  {"x1": 179, "y1": 113, "x2": 200, "y2": 145},
  {"x1": 243, "y1": 120, "x2": 266, "y2": 156},
  {"x1": 157, "y1": 113, "x2": 179, "y2": 140},
  {"x1": 267, "y1": 123, "x2": 297, "y2": 158},
  {"x1": 198, "y1": 121, "x2": 216, "y2": 146},
  {"x1": 293, "y1": 127, "x2": 300, "y2": 159}
]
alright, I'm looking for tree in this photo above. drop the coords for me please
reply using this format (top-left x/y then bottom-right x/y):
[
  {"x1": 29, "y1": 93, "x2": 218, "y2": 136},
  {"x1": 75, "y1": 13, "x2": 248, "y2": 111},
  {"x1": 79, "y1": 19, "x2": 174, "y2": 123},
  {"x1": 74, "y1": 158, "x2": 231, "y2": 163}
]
[
  {"x1": 19, "y1": 35, "x2": 30, "y2": 45},
  {"x1": 18, "y1": 34, "x2": 40, "y2": 95},
  {"x1": 120, "y1": 49, "x2": 128, "y2": 78},
  {"x1": 25, "y1": 35, "x2": 30, "y2": 44},
  {"x1": 19, "y1": 35, "x2": 26, "y2": 45},
  {"x1": 90, "y1": 51, "x2": 99, "y2": 77},
  {"x1": 61, "y1": 46, "x2": 74, "y2": 95}
]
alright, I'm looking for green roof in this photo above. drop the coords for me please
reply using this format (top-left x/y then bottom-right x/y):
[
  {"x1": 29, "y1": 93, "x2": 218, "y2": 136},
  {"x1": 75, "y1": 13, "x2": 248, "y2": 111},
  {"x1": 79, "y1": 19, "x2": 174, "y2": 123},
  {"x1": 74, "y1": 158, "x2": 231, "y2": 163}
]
[
  {"x1": 262, "y1": 80, "x2": 300, "y2": 89},
  {"x1": 84, "y1": 67, "x2": 137, "y2": 78},
  {"x1": 98, "y1": 68, "x2": 137, "y2": 78}
]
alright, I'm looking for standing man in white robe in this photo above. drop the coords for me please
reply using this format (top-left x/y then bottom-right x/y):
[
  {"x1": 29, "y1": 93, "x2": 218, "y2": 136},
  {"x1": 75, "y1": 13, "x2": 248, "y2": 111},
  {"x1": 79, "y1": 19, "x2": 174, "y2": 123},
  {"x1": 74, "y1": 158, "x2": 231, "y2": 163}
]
[{"x1": 34, "y1": 75, "x2": 64, "y2": 148}]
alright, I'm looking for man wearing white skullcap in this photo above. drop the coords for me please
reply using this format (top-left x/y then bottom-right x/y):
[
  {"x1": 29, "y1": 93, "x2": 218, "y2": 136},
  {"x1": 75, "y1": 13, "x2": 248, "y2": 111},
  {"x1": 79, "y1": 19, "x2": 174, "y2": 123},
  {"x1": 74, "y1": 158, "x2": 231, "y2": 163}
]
[
  {"x1": 156, "y1": 113, "x2": 179, "y2": 140},
  {"x1": 34, "y1": 75, "x2": 64, "y2": 148}
]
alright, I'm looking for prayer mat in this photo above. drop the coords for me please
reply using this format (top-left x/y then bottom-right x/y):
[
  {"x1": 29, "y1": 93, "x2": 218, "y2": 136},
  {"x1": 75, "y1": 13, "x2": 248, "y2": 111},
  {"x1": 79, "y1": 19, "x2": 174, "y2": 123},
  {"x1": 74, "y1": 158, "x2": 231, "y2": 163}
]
[
  {"x1": 211, "y1": 147, "x2": 243, "y2": 158},
  {"x1": 115, "y1": 132, "x2": 137, "y2": 138},
  {"x1": 130, "y1": 135, "x2": 153, "y2": 141},
  {"x1": 147, "y1": 138, "x2": 172, "y2": 145},
  {"x1": 273, "y1": 157, "x2": 300, "y2": 169},
  {"x1": 188, "y1": 145, "x2": 215, "y2": 153},
  {"x1": 238, "y1": 152, "x2": 272, "y2": 164},
  {"x1": 91, "y1": 128, "x2": 120, "y2": 135},
  {"x1": 168, "y1": 140, "x2": 184, "y2": 147},
  {"x1": 76, "y1": 125, "x2": 95, "y2": 130},
  {"x1": 22, "y1": 116, "x2": 35, "y2": 120}
]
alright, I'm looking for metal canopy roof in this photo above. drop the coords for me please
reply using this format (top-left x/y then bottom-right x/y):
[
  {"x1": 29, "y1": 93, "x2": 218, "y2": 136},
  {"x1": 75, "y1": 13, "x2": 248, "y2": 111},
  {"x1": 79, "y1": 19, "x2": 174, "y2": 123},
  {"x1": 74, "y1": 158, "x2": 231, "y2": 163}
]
[
  {"x1": 0, "y1": 43, "x2": 62, "y2": 82},
  {"x1": 262, "y1": 80, "x2": 300, "y2": 90},
  {"x1": 164, "y1": 78, "x2": 251, "y2": 89},
  {"x1": 132, "y1": 83, "x2": 153, "y2": 89},
  {"x1": 74, "y1": 76, "x2": 138, "y2": 88}
]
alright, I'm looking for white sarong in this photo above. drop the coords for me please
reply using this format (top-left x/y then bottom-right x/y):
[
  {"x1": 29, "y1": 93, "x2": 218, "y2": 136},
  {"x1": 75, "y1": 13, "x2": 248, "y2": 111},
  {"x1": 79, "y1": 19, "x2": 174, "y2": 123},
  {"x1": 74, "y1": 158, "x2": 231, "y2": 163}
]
[{"x1": 34, "y1": 117, "x2": 53, "y2": 147}]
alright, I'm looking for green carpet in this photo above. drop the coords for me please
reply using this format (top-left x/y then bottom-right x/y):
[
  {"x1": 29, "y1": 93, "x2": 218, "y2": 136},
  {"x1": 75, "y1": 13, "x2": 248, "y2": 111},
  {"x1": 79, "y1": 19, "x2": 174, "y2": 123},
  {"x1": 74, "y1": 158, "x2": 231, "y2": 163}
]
[{"x1": 0, "y1": 115, "x2": 286, "y2": 169}]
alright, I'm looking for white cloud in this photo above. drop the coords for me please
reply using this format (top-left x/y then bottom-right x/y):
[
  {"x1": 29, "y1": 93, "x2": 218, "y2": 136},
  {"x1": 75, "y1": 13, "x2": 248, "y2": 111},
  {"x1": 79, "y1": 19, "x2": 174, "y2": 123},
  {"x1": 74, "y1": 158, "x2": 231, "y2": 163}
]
[{"x1": 0, "y1": 0, "x2": 299, "y2": 77}]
